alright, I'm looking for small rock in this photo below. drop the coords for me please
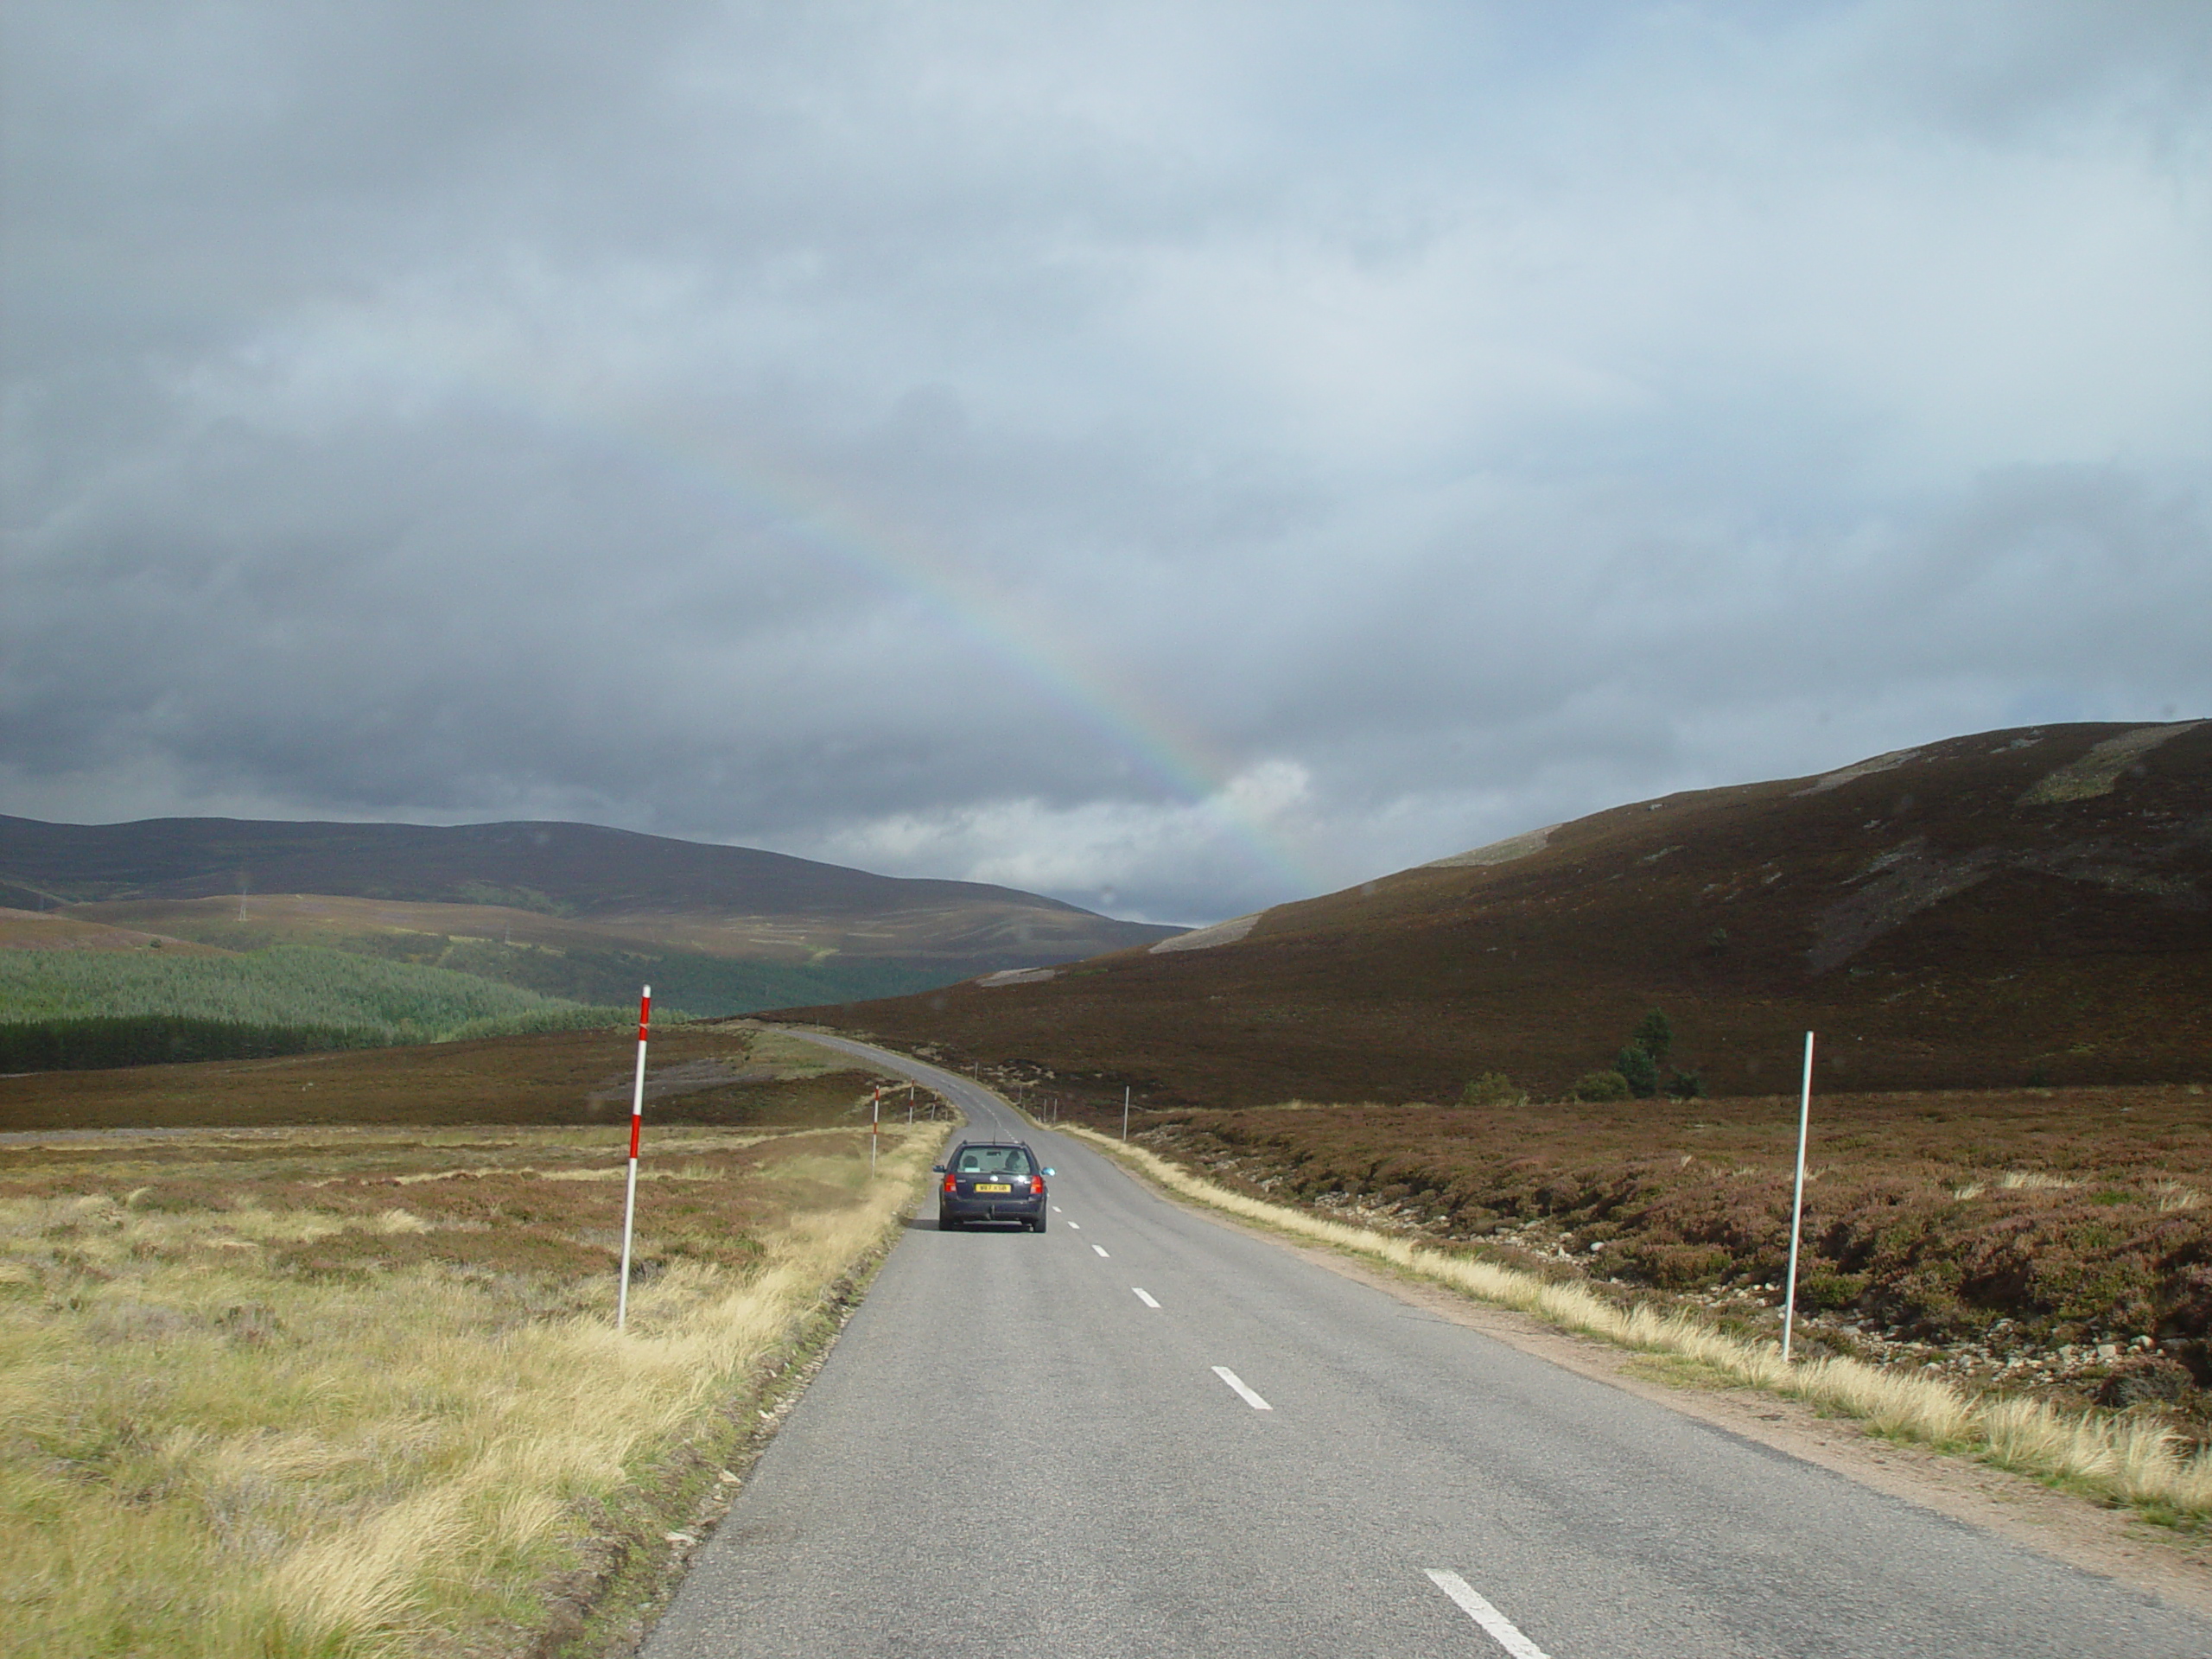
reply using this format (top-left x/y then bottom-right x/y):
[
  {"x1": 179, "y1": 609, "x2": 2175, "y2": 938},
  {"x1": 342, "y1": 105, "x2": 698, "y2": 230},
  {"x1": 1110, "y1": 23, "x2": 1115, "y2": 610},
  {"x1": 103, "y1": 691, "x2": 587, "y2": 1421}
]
[
  {"x1": 664, "y1": 1532, "x2": 696, "y2": 1546},
  {"x1": 717, "y1": 1470, "x2": 740, "y2": 1483}
]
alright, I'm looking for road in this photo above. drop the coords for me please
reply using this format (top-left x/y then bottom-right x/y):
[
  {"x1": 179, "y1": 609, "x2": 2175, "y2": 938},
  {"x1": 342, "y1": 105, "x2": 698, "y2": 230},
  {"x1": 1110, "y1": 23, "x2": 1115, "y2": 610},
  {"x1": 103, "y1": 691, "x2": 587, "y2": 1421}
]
[{"x1": 644, "y1": 1032, "x2": 2209, "y2": 1657}]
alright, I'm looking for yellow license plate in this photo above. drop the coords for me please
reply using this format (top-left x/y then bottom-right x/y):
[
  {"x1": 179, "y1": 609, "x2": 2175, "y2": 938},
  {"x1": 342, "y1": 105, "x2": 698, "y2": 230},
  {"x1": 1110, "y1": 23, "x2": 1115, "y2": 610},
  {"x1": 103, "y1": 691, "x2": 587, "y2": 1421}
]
[{"x1": 973, "y1": 1182, "x2": 1012, "y2": 1192}]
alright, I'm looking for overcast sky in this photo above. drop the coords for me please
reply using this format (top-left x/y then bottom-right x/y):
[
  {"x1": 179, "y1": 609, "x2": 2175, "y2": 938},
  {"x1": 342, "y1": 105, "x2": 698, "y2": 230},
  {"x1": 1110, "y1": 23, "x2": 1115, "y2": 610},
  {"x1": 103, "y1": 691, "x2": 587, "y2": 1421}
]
[{"x1": 4, "y1": 2, "x2": 2208, "y2": 924}]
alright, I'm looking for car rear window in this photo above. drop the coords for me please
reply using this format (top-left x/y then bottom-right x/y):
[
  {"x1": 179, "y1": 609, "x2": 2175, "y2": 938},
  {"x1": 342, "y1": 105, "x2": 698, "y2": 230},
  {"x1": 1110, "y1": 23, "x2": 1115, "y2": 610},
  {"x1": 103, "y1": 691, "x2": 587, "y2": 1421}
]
[{"x1": 953, "y1": 1146, "x2": 1033, "y2": 1176}]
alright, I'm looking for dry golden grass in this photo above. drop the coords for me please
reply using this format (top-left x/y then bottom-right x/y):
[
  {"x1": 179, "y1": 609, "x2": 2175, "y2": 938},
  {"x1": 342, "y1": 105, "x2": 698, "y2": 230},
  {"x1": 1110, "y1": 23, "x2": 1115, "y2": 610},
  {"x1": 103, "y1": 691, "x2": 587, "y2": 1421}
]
[
  {"x1": 2155, "y1": 1179, "x2": 2204, "y2": 1213},
  {"x1": 1066, "y1": 1125, "x2": 2212, "y2": 1523},
  {"x1": 0, "y1": 1119, "x2": 944, "y2": 1657},
  {"x1": 1998, "y1": 1169, "x2": 2081, "y2": 1192}
]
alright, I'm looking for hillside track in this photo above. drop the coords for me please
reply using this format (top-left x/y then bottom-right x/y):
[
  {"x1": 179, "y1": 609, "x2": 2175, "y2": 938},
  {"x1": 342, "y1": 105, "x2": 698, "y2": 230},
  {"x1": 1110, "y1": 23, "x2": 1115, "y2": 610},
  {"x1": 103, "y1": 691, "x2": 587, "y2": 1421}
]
[{"x1": 641, "y1": 1033, "x2": 2211, "y2": 1658}]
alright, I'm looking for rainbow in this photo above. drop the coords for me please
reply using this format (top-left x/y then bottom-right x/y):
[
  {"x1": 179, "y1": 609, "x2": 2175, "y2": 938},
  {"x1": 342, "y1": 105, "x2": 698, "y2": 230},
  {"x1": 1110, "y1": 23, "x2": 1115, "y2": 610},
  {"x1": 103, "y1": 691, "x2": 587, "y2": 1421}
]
[{"x1": 480, "y1": 385, "x2": 1321, "y2": 901}]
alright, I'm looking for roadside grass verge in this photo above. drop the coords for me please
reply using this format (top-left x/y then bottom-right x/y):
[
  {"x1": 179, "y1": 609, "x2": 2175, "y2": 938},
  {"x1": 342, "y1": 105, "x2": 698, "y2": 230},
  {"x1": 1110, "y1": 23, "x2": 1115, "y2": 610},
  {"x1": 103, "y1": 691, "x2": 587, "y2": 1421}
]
[
  {"x1": 1061, "y1": 1124, "x2": 2212, "y2": 1527},
  {"x1": 0, "y1": 1119, "x2": 944, "y2": 1658}
]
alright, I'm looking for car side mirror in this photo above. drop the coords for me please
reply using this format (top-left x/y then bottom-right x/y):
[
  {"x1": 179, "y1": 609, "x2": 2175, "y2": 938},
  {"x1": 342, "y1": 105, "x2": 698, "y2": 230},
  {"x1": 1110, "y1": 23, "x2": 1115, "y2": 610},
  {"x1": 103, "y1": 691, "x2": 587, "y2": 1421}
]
[
  {"x1": 931, "y1": 1164, "x2": 944, "y2": 1173},
  {"x1": 1043, "y1": 1167, "x2": 1056, "y2": 1178}
]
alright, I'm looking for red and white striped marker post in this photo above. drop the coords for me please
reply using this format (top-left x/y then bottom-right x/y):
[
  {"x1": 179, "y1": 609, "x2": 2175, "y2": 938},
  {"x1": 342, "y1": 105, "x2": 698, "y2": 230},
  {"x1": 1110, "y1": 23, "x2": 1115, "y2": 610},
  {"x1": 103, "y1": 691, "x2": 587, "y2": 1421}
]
[{"x1": 616, "y1": 985, "x2": 652, "y2": 1332}]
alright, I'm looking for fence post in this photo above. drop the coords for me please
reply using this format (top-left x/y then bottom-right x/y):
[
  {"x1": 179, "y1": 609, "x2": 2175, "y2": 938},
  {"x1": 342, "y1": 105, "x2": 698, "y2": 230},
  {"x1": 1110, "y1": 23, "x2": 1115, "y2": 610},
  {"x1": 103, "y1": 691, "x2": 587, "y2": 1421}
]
[{"x1": 1782, "y1": 1031, "x2": 1815, "y2": 1363}]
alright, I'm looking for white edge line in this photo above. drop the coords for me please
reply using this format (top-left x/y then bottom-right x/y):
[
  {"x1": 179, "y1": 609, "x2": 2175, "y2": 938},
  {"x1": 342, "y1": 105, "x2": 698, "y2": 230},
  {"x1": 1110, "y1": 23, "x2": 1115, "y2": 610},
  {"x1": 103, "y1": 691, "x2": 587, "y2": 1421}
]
[
  {"x1": 1211, "y1": 1365, "x2": 1272, "y2": 1411},
  {"x1": 1132, "y1": 1287, "x2": 1161, "y2": 1308},
  {"x1": 1091, "y1": 1243, "x2": 1110, "y2": 1257},
  {"x1": 1424, "y1": 1570, "x2": 1550, "y2": 1659}
]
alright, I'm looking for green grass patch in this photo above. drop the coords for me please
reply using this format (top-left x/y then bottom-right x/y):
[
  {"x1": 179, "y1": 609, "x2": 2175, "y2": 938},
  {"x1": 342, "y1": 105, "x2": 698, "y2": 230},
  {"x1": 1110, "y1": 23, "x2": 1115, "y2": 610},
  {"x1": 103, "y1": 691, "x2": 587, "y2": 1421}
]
[{"x1": 1622, "y1": 1352, "x2": 1745, "y2": 1391}]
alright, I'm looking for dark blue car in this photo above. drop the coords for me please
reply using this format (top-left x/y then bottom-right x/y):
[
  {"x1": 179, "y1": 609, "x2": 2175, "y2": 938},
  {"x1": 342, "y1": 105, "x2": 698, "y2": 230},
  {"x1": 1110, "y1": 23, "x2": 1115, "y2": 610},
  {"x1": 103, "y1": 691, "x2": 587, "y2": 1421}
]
[{"x1": 935, "y1": 1140, "x2": 1053, "y2": 1231}]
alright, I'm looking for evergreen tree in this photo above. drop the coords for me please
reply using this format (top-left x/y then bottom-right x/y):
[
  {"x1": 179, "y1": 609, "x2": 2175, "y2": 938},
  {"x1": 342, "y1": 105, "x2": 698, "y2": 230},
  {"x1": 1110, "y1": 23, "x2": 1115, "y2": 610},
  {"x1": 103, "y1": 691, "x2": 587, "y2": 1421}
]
[
  {"x1": 1630, "y1": 1009, "x2": 1673, "y2": 1067},
  {"x1": 1615, "y1": 1043, "x2": 1660, "y2": 1098}
]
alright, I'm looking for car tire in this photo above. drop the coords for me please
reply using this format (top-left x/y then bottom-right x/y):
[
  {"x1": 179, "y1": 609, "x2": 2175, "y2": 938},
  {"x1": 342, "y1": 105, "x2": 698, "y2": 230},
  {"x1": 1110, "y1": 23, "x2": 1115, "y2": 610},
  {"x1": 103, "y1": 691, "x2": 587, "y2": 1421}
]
[
  {"x1": 1030, "y1": 1213, "x2": 1047, "y2": 1233},
  {"x1": 939, "y1": 1213, "x2": 959, "y2": 1231}
]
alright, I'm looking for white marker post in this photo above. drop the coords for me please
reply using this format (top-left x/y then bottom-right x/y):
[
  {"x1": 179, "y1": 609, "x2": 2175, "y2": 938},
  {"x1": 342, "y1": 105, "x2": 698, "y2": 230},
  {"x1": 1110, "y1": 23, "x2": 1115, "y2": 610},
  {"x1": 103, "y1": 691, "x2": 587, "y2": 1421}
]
[
  {"x1": 616, "y1": 986, "x2": 652, "y2": 1332},
  {"x1": 871, "y1": 1086, "x2": 880, "y2": 1173},
  {"x1": 1122, "y1": 1084, "x2": 1131, "y2": 1141},
  {"x1": 1781, "y1": 1031, "x2": 1815, "y2": 1363}
]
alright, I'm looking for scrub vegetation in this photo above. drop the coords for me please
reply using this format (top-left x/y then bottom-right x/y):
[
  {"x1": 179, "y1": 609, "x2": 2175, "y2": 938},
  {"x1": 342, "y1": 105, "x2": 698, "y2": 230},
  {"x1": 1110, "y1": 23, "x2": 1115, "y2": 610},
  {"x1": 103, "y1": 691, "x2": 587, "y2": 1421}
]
[
  {"x1": 0, "y1": 947, "x2": 638, "y2": 1071},
  {"x1": 1065, "y1": 1122, "x2": 2212, "y2": 1530},
  {"x1": 0, "y1": 1116, "x2": 944, "y2": 1658},
  {"x1": 1118, "y1": 1087, "x2": 2212, "y2": 1407}
]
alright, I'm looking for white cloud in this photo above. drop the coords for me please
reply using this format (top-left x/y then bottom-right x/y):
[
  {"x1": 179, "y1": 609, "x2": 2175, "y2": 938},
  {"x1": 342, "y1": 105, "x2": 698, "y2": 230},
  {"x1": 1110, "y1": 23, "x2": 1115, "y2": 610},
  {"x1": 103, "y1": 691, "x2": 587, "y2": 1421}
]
[{"x1": 804, "y1": 760, "x2": 1319, "y2": 925}]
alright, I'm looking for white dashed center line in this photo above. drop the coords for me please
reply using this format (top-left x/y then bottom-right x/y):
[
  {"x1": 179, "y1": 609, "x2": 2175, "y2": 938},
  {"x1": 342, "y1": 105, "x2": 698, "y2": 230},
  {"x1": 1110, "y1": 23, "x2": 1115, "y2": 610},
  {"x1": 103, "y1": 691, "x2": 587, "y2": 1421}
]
[
  {"x1": 1067, "y1": 1221, "x2": 1080, "y2": 1229},
  {"x1": 1211, "y1": 1366, "x2": 1272, "y2": 1410},
  {"x1": 1131, "y1": 1287, "x2": 1160, "y2": 1308},
  {"x1": 1090, "y1": 1243, "x2": 1110, "y2": 1257},
  {"x1": 1425, "y1": 1570, "x2": 1550, "y2": 1659},
  {"x1": 1051, "y1": 1205, "x2": 1062, "y2": 1213}
]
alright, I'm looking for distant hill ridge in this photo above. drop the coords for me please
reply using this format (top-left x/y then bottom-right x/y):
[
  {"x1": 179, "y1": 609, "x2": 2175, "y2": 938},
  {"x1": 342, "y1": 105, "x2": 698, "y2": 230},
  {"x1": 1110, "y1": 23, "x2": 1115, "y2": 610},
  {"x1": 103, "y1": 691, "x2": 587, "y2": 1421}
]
[
  {"x1": 0, "y1": 815, "x2": 1101, "y2": 918},
  {"x1": 784, "y1": 721, "x2": 2212, "y2": 1101},
  {"x1": 0, "y1": 816, "x2": 1179, "y2": 1017}
]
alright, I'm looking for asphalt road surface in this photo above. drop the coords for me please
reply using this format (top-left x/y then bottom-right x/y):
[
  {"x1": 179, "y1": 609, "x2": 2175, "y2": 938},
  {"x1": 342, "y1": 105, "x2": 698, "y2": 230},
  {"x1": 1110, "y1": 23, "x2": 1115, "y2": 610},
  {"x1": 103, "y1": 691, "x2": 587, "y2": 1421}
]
[{"x1": 644, "y1": 1032, "x2": 2209, "y2": 1658}]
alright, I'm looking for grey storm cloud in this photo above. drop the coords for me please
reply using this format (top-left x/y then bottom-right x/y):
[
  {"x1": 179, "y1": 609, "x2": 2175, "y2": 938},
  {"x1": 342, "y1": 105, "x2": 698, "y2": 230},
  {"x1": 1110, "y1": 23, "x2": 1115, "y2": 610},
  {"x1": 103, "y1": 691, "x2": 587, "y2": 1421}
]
[{"x1": 4, "y1": 0, "x2": 2209, "y2": 923}]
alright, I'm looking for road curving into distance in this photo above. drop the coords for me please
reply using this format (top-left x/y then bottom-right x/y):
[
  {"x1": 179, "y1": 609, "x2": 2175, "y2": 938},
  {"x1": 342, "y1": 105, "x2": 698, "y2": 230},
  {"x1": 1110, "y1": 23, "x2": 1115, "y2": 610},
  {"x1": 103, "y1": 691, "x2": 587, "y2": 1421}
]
[{"x1": 642, "y1": 1030, "x2": 2211, "y2": 1658}]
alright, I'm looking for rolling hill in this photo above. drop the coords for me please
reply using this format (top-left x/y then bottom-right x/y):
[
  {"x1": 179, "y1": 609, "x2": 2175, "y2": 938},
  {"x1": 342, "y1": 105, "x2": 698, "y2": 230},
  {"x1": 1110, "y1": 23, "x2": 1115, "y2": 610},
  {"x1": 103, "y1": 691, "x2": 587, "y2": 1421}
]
[
  {"x1": 779, "y1": 721, "x2": 2212, "y2": 1103},
  {"x1": 0, "y1": 817, "x2": 1179, "y2": 1014}
]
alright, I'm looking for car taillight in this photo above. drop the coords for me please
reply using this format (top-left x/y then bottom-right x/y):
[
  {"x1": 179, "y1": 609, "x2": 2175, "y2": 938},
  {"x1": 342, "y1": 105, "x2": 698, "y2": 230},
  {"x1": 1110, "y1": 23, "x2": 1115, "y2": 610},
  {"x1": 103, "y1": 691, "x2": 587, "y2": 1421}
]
[
  {"x1": 1030, "y1": 1175, "x2": 1045, "y2": 1196},
  {"x1": 943, "y1": 1173, "x2": 957, "y2": 1193}
]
